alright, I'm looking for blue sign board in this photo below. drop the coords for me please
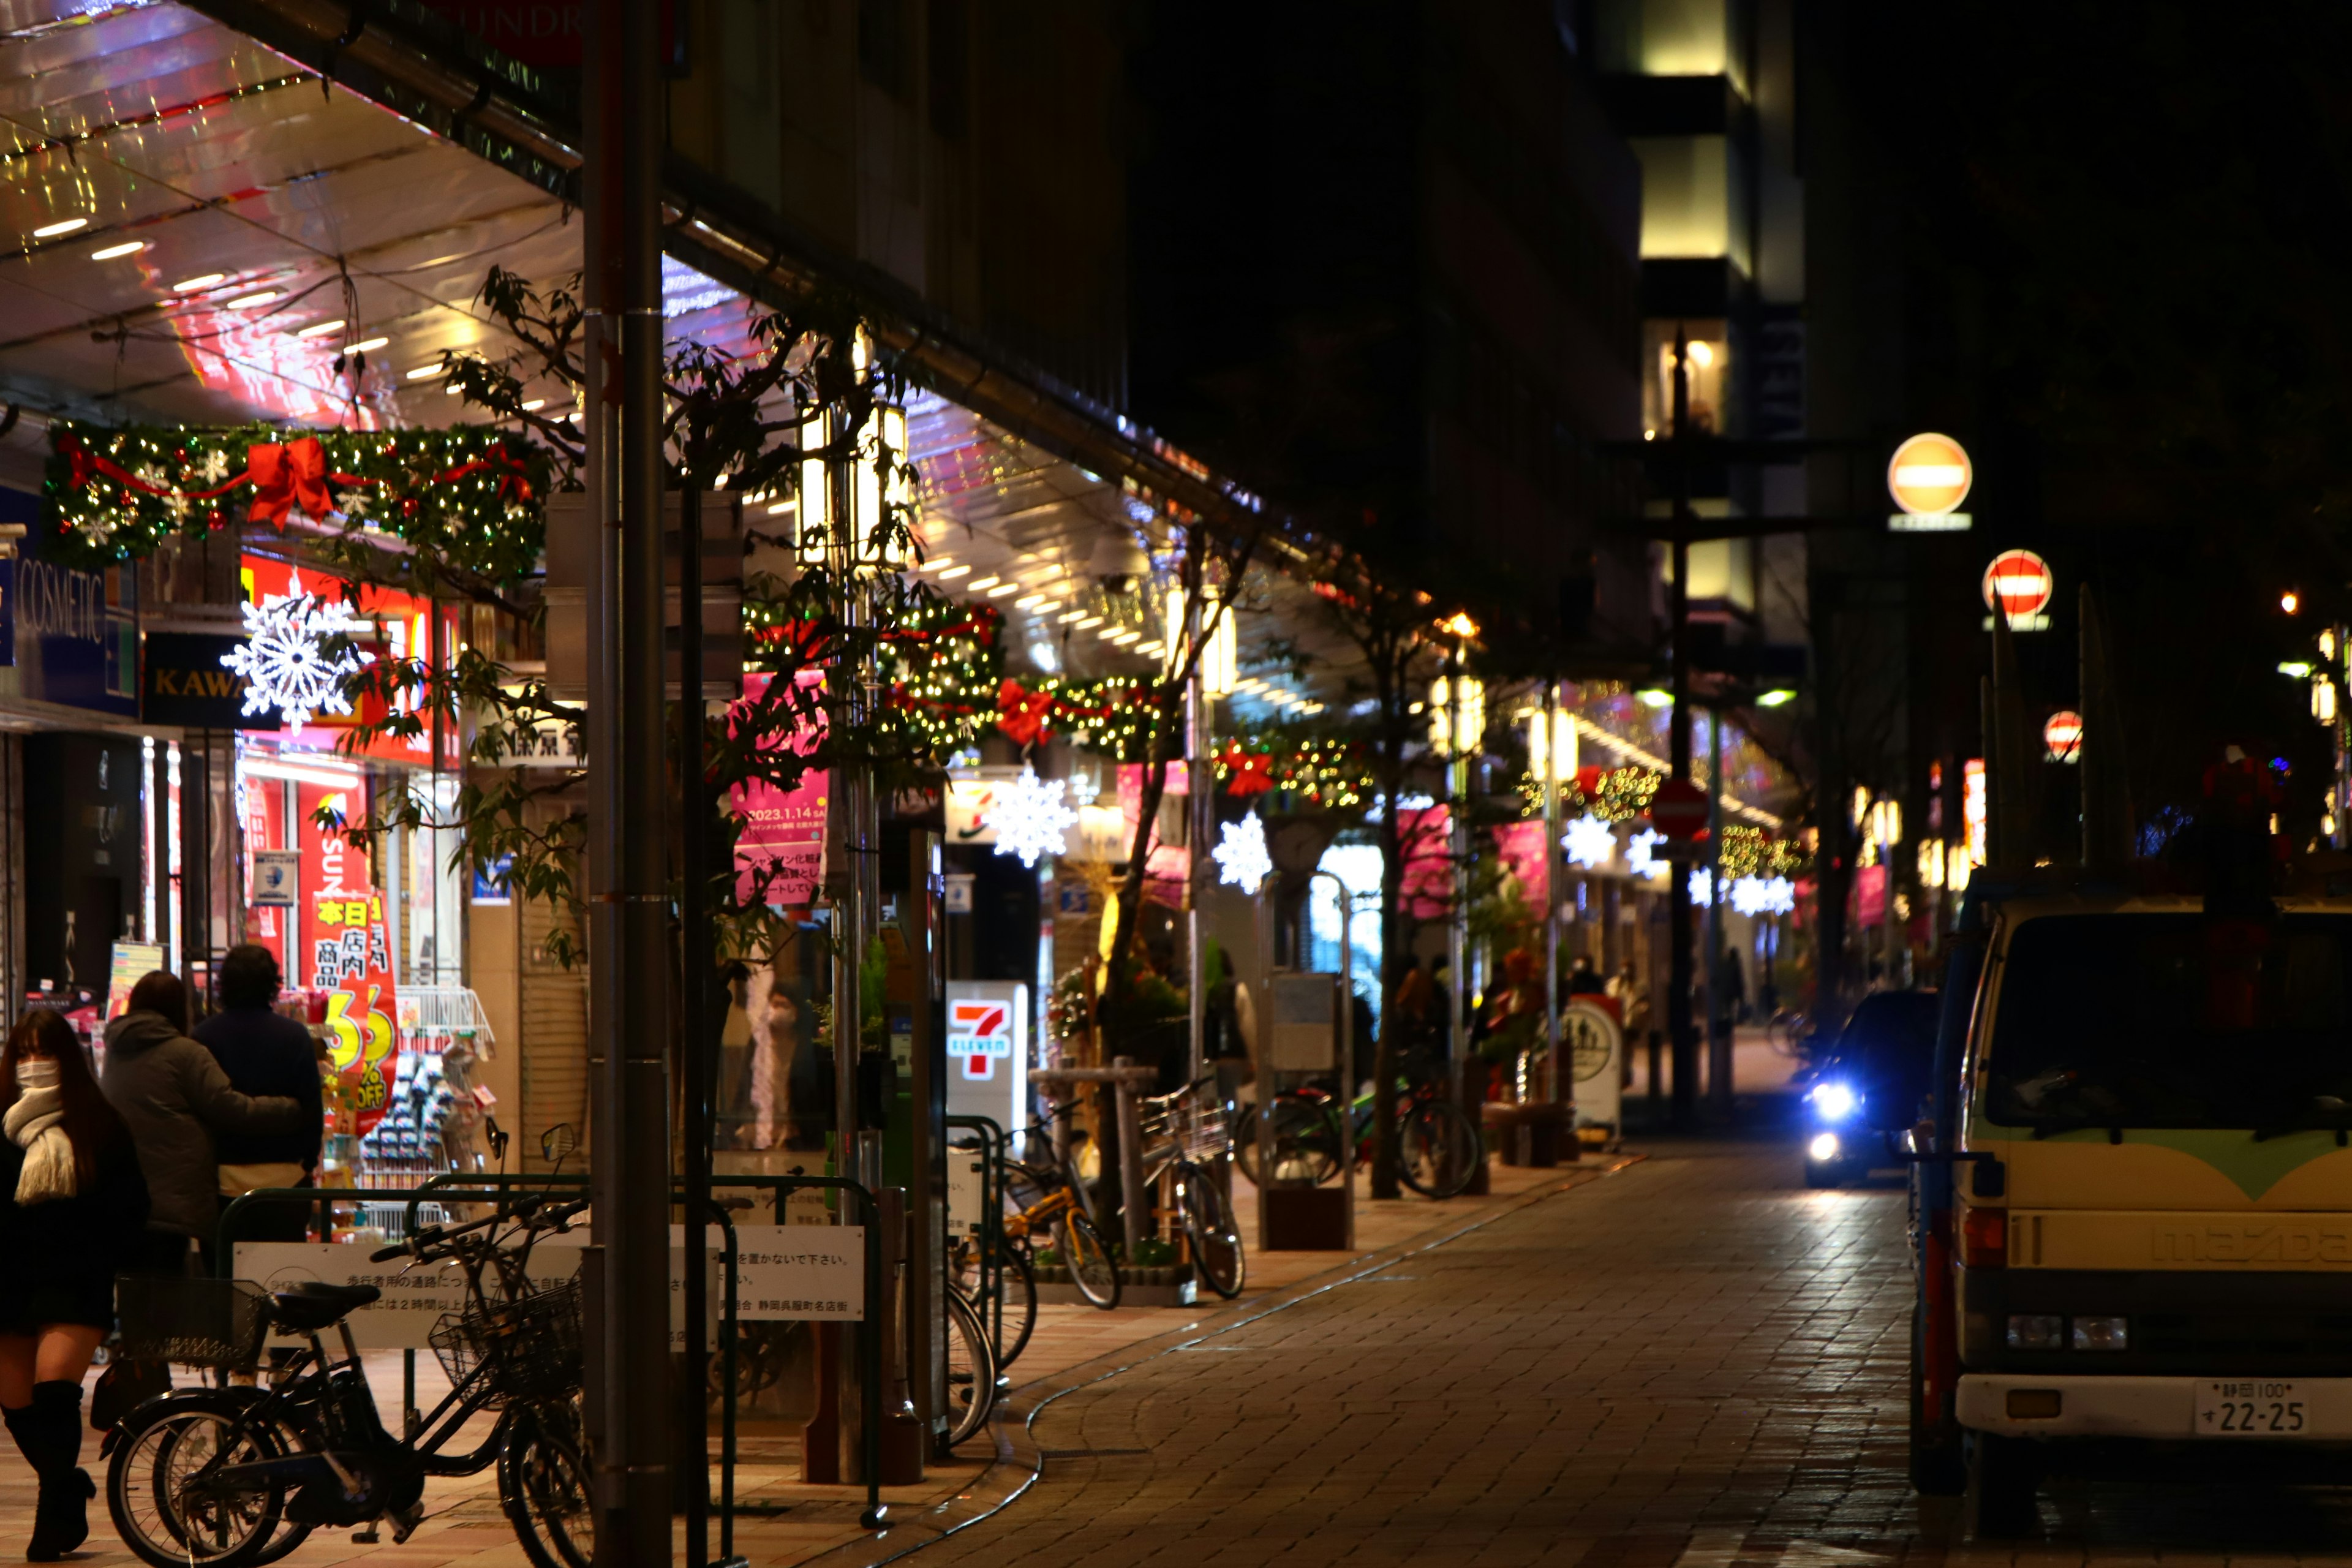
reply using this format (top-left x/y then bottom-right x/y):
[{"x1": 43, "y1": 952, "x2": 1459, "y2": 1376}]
[{"x1": 2, "y1": 490, "x2": 137, "y2": 717}]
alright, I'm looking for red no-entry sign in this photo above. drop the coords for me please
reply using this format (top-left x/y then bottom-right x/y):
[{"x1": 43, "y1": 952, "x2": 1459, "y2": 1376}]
[{"x1": 1650, "y1": 777, "x2": 1710, "y2": 841}]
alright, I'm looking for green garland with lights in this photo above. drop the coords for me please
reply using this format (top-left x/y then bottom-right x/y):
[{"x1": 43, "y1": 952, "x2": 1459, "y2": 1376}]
[
  {"x1": 42, "y1": 420, "x2": 550, "y2": 583},
  {"x1": 1717, "y1": 823, "x2": 1811, "y2": 879},
  {"x1": 1215, "y1": 732, "x2": 1374, "y2": 807}
]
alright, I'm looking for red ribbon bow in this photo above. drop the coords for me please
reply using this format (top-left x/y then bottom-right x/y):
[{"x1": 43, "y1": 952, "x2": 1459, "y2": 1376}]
[
  {"x1": 247, "y1": 436, "x2": 333, "y2": 527},
  {"x1": 1221, "y1": 744, "x2": 1275, "y2": 797},
  {"x1": 996, "y1": 679, "x2": 1057, "y2": 747}
]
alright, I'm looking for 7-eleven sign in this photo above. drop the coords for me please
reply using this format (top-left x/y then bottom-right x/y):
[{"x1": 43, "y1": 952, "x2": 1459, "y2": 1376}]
[
  {"x1": 944, "y1": 980, "x2": 1029, "y2": 1130},
  {"x1": 949, "y1": 998, "x2": 1015, "y2": 1079}
]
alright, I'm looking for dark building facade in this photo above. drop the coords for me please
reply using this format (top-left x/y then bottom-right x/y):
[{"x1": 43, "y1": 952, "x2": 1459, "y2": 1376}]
[{"x1": 1123, "y1": 1, "x2": 1648, "y2": 652}]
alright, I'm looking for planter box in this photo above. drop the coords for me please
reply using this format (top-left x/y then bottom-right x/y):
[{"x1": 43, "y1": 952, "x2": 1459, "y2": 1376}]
[{"x1": 1033, "y1": 1265, "x2": 1199, "y2": 1308}]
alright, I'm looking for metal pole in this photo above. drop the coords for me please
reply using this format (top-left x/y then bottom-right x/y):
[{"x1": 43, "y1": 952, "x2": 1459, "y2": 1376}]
[
  {"x1": 1447, "y1": 644, "x2": 1469, "y2": 1104},
  {"x1": 1253, "y1": 871, "x2": 1276, "y2": 1242},
  {"x1": 582, "y1": 0, "x2": 672, "y2": 1558},
  {"x1": 1706, "y1": 706, "x2": 1730, "y2": 1118},
  {"x1": 1186, "y1": 597, "x2": 1208, "y2": 1088},
  {"x1": 1542, "y1": 684, "x2": 1563, "y2": 1104},
  {"x1": 681, "y1": 484, "x2": 712, "y2": 1562},
  {"x1": 1667, "y1": 325, "x2": 1698, "y2": 1129},
  {"x1": 1310, "y1": 871, "x2": 1354, "y2": 1248}
]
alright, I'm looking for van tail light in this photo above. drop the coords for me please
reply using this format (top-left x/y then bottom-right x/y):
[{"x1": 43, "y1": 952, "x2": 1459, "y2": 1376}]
[{"x1": 1961, "y1": 1207, "x2": 2008, "y2": 1268}]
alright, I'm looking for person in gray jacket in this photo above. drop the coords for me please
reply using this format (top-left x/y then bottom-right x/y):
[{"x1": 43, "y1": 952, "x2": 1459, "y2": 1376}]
[{"x1": 100, "y1": 971, "x2": 306, "y2": 1275}]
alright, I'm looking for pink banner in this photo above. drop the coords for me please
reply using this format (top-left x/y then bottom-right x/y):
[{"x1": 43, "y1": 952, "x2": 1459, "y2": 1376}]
[
  {"x1": 1491, "y1": 820, "x2": 1549, "y2": 911},
  {"x1": 732, "y1": 672, "x2": 829, "y2": 909},
  {"x1": 1115, "y1": 762, "x2": 1188, "y2": 907},
  {"x1": 1853, "y1": 863, "x2": 1887, "y2": 927},
  {"x1": 1398, "y1": 804, "x2": 1453, "y2": 919}
]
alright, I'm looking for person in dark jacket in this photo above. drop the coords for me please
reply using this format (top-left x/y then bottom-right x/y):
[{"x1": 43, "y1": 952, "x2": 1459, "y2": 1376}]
[
  {"x1": 194, "y1": 945, "x2": 324, "y2": 1243},
  {"x1": 1, "y1": 1008, "x2": 149, "y2": 1560},
  {"x1": 100, "y1": 971, "x2": 304, "y2": 1276}
]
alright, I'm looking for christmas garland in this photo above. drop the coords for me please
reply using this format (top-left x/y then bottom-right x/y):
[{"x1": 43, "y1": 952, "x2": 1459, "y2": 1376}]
[
  {"x1": 1717, "y1": 823, "x2": 1811, "y2": 879},
  {"x1": 42, "y1": 421, "x2": 550, "y2": 582},
  {"x1": 1215, "y1": 734, "x2": 1374, "y2": 807}
]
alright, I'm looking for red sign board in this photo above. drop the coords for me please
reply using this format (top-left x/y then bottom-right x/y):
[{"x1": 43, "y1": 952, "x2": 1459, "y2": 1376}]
[
  {"x1": 1649, "y1": 778, "x2": 1710, "y2": 841},
  {"x1": 2043, "y1": 710, "x2": 2084, "y2": 763},
  {"x1": 1981, "y1": 549, "x2": 2054, "y2": 620},
  {"x1": 308, "y1": 888, "x2": 399, "y2": 1134}
]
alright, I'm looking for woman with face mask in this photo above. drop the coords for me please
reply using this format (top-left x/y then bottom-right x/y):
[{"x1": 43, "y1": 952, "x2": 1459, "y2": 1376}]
[{"x1": 0, "y1": 1008, "x2": 150, "y2": 1560}]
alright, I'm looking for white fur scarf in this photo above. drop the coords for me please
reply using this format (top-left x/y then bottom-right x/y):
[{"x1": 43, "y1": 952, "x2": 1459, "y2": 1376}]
[{"x1": 4, "y1": 1085, "x2": 75, "y2": 1204}]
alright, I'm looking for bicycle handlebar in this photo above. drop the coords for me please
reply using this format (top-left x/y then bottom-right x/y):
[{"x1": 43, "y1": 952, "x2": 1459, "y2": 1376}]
[{"x1": 370, "y1": 1195, "x2": 593, "y2": 1265}]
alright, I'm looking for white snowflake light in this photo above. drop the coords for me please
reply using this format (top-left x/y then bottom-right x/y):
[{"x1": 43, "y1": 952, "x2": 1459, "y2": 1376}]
[
  {"x1": 1213, "y1": 812, "x2": 1273, "y2": 890},
  {"x1": 1689, "y1": 867, "x2": 1714, "y2": 907},
  {"x1": 1562, "y1": 813, "x2": 1615, "y2": 869},
  {"x1": 1626, "y1": 827, "x2": 1665, "y2": 880},
  {"x1": 1729, "y1": 875, "x2": 1771, "y2": 918},
  {"x1": 990, "y1": 765, "x2": 1077, "y2": 867},
  {"x1": 220, "y1": 574, "x2": 366, "y2": 731}
]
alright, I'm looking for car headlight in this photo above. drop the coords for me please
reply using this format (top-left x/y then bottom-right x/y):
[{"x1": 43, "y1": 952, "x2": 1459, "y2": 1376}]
[
  {"x1": 1809, "y1": 1081, "x2": 1860, "y2": 1121},
  {"x1": 2007, "y1": 1314, "x2": 2064, "y2": 1350},
  {"x1": 1807, "y1": 1131, "x2": 1841, "y2": 1163},
  {"x1": 2072, "y1": 1315, "x2": 2128, "y2": 1351}
]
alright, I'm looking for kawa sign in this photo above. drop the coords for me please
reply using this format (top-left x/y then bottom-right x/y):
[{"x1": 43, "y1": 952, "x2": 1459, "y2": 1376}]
[{"x1": 143, "y1": 631, "x2": 257, "y2": 728}]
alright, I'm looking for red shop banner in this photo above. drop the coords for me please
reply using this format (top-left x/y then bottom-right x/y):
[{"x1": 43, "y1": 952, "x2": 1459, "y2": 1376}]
[{"x1": 309, "y1": 888, "x2": 400, "y2": 1135}]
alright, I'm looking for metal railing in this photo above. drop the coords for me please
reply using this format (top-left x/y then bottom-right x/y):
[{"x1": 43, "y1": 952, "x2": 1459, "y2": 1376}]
[
  {"x1": 216, "y1": 1170, "x2": 890, "y2": 1545},
  {"x1": 944, "y1": 1115, "x2": 1007, "y2": 1359}
]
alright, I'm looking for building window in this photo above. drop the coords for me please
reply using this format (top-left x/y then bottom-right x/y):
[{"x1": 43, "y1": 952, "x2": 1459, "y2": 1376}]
[
  {"x1": 928, "y1": 0, "x2": 969, "y2": 140},
  {"x1": 859, "y1": 0, "x2": 907, "y2": 98},
  {"x1": 1642, "y1": 318, "x2": 1727, "y2": 438}
]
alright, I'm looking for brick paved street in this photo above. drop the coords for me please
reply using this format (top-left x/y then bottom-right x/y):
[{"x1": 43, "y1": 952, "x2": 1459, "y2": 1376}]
[{"x1": 924, "y1": 1139, "x2": 2352, "y2": 1568}]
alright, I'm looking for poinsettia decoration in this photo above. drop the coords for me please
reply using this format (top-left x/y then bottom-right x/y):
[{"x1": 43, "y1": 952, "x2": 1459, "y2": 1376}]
[{"x1": 42, "y1": 421, "x2": 551, "y2": 582}]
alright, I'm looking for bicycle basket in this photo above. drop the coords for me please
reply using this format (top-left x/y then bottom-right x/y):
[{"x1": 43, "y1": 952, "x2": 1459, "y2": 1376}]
[
  {"x1": 1182, "y1": 1104, "x2": 1231, "y2": 1161},
  {"x1": 430, "y1": 1280, "x2": 584, "y2": 1407},
  {"x1": 114, "y1": 1275, "x2": 270, "y2": 1368}
]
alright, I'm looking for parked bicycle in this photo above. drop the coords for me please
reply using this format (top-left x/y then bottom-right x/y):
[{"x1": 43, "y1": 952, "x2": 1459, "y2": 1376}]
[
  {"x1": 1133, "y1": 1077, "x2": 1246, "y2": 1299},
  {"x1": 105, "y1": 1129, "x2": 594, "y2": 1568},
  {"x1": 996, "y1": 1101, "x2": 1123, "y2": 1312},
  {"x1": 1236, "y1": 1055, "x2": 1481, "y2": 1200}
]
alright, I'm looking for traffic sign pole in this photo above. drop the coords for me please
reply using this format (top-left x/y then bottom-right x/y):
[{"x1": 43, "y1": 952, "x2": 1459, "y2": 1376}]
[{"x1": 1668, "y1": 329, "x2": 1697, "y2": 1129}]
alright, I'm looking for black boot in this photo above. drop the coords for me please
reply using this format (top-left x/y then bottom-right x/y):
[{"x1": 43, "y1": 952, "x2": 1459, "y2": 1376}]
[{"x1": 24, "y1": 1381, "x2": 92, "y2": 1561}]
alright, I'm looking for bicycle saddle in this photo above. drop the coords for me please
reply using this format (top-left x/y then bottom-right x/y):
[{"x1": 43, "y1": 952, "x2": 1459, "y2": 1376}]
[{"x1": 270, "y1": 1280, "x2": 382, "y2": 1332}]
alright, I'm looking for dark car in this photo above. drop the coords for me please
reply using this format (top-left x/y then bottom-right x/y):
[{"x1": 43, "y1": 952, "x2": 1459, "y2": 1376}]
[{"x1": 1801, "y1": 989, "x2": 1938, "y2": 1186}]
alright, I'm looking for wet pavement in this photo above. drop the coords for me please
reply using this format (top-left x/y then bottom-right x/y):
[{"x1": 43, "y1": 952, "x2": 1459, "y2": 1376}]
[{"x1": 924, "y1": 1137, "x2": 2352, "y2": 1568}]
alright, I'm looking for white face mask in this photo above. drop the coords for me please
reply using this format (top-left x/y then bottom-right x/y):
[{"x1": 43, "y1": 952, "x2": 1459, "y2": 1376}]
[{"x1": 16, "y1": 1060, "x2": 58, "y2": 1090}]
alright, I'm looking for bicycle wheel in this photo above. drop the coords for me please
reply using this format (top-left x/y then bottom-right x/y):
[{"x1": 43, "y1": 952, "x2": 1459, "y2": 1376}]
[
  {"x1": 1398, "y1": 1096, "x2": 1482, "y2": 1199},
  {"x1": 709, "y1": 1319, "x2": 797, "y2": 1402},
  {"x1": 1056, "y1": 1208, "x2": 1123, "y2": 1310},
  {"x1": 950, "y1": 1237, "x2": 1038, "y2": 1368},
  {"x1": 942, "y1": 1287, "x2": 998, "y2": 1448},
  {"x1": 501, "y1": 1403, "x2": 595, "y2": 1568},
  {"x1": 108, "y1": 1392, "x2": 290, "y2": 1568},
  {"x1": 1233, "y1": 1091, "x2": 1344, "y2": 1187},
  {"x1": 994, "y1": 1243, "x2": 1038, "y2": 1365},
  {"x1": 1177, "y1": 1161, "x2": 1246, "y2": 1299}
]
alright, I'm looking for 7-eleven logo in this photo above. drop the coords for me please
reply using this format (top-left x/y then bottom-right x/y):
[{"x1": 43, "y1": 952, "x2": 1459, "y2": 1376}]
[{"x1": 949, "y1": 999, "x2": 1013, "y2": 1080}]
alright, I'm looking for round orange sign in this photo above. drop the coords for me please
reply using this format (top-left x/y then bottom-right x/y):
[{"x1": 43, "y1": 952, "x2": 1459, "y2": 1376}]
[
  {"x1": 1980, "y1": 549, "x2": 2054, "y2": 619},
  {"x1": 1888, "y1": 432, "x2": 1973, "y2": 516},
  {"x1": 2043, "y1": 710, "x2": 2083, "y2": 763}
]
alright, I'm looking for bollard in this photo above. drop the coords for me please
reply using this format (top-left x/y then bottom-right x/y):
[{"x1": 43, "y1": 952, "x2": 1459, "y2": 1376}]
[
  {"x1": 802, "y1": 1322, "x2": 842, "y2": 1485},
  {"x1": 1112, "y1": 1056, "x2": 1150, "y2": 1254}
]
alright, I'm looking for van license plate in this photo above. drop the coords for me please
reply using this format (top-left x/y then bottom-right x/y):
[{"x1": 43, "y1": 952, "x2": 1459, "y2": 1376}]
[{"x1": 2197, "y1": 1381, "x2": 2310, "y2": 1436}]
